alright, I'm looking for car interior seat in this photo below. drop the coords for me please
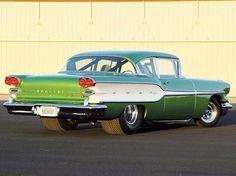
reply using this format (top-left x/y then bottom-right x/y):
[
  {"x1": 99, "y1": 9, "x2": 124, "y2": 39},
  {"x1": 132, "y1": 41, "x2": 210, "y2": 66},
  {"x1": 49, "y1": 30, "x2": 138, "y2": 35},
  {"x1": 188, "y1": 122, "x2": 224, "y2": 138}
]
[{"x1": 101, "y1": 64, "x2": 111, "y2": 72}]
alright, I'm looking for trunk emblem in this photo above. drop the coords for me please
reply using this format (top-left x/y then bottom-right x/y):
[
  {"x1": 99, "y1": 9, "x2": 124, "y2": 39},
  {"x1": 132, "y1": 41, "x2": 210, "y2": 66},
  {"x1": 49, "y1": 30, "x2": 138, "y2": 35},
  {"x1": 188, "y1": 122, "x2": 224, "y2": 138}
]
[{"x1": 83, "y1": 89, "x2": 95, "y2": 97}]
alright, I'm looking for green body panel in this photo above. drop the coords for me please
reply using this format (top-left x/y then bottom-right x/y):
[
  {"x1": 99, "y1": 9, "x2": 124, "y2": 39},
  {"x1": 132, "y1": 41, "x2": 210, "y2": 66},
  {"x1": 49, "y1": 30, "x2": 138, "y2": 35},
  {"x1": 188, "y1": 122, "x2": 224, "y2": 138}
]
[
  {"x1": 105, "y1": 99, "x2": 164, "y2": 120},
  {"x1": 192, "y1": 95, "x2": 211, "y2": 118},
  {"x1": 9, "y1": 51, "x2": 231, "y2": 121},
  {"x1": 103, "y1": 94, "x2": 212, "y2": 120},
  {"x1": 191, "y1": 79, "x2": 230, "y2": 93},
  {"x1": 103, "y1": 95, "x2": 211, "y2": 120},
  {"x1": 160, "y1": 78, "x2": 195, "y2": 115},
  {"x1": 104, "y1": 100, "x2": 165, "y2": 119},
  {"x1": 163, "y1": 96, "x2": 195, "y2": 118}
]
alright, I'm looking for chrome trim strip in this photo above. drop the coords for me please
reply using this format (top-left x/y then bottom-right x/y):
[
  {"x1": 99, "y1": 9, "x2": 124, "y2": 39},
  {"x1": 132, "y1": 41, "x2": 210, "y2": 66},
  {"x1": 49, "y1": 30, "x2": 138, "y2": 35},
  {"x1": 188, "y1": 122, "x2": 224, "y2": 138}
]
[
  {"x1": 72, "y1": 112, "x2": 87, "y2": 116},
  {"x1": 91, "y1": 81, "x2": 225, "y2": 93},
  {"x1": 94, "y1": 81, "x2": 161, "y2": 86},
  {"x1": 221, "y1": 102, "x2": 233, "y2": 109},
  {"x1": 3, "y1": 102, "x2": 107, "y2": 110},
  {"x1": 12, "y1": 110, "x2": 32, "y2": 114},
  {"x1": 156, "y1": 119, "x2": 192, "y2": 123},
  {"x1": 164, "y1": 90, "x2": 225, "y2": 96}
]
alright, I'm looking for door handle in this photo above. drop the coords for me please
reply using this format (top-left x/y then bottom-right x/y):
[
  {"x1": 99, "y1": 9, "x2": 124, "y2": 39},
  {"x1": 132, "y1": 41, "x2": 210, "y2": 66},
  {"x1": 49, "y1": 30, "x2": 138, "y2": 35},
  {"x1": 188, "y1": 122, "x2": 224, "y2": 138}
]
[{"x1": 163, "y1": 81, "x2": 169, "y2": 85}]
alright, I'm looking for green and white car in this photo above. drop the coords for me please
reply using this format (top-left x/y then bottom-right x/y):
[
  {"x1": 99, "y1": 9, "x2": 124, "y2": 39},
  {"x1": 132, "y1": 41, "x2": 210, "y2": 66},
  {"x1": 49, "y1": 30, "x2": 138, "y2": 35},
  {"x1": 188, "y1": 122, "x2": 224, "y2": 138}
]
[{"x1": 4, "y1": 51, "x2": 232, "y2": 134}]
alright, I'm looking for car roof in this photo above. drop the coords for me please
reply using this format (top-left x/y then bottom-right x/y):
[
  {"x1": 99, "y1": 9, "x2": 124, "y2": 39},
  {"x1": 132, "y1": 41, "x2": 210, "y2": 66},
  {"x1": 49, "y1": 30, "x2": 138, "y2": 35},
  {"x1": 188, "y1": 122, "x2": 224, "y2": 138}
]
[{"x1": 71, "y1": 50, "x2": 178, "y2": 64}]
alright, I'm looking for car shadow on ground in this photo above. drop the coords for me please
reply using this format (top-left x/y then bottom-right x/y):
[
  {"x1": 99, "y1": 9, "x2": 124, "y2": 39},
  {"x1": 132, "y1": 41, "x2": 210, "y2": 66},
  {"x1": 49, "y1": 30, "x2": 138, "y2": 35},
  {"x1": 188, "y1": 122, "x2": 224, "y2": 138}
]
[
  {"x1": 72, "y1": 122, "x2": 196, "y2": 135},
  {"x1": 138, "y1": 122, "x2": 196, "y2": 134},
  {"x1": 1, "y1": 101, "x2": 235, "y2": 135},
  {"x1": 71, "y1": 105, "x2": 236, "y2": 134},
  {"x1": 140, "y1": 105, "x2": 236, "y2": 133}
]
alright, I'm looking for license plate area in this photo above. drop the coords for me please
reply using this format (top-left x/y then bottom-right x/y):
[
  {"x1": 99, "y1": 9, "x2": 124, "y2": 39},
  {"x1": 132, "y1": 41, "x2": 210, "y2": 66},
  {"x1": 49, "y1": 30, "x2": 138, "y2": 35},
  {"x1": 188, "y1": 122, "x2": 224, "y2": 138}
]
[{"x1": 37, "y1": 106, "x2": 59, "y2": 117}]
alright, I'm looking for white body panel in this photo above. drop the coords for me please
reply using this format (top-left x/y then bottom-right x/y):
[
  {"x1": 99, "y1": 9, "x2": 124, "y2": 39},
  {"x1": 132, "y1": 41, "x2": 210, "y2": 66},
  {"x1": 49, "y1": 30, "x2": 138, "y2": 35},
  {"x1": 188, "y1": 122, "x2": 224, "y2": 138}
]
[
  {"x1": 89, "y1": 83, "x2": 164, "y2": 103},
  {"x1": 88, "y1": 83, "x2": 223, "y2": 103}
]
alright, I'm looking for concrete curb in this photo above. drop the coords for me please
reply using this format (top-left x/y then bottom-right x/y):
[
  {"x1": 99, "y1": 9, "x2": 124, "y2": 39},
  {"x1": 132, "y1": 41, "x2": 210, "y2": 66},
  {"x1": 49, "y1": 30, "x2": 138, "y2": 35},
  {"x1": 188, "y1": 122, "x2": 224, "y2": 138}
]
[{"x1": 1, "y1": 94, "x2": 236, "y2": 103}]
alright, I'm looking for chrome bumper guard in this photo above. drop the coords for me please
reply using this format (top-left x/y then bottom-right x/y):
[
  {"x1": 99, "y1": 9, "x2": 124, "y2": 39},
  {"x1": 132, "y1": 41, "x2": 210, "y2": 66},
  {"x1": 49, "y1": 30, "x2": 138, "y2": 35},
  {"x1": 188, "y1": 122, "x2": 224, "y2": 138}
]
[
  {"x1": 3, "y1": 101, "x2": 107, "y2": 120},
  {"x1": 221, "y1": 102, "x2": 233, "y2": 109},
  {"x1": 221, "y1": 102, "x2": 232, "y2": 116}
]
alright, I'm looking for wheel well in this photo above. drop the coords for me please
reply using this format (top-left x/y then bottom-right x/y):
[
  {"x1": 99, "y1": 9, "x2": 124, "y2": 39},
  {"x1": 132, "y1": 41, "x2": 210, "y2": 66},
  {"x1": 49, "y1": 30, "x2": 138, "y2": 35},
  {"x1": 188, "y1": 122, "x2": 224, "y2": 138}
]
[
  {"x1": 211, "y1": 94, "x2": 221, "y2": 104},
  {"x1": 211, "y1": 94, "x2": 222, "y2": 113},
  {"x1": 138, "y1": 105, "x2": 146, "y2": 119}
]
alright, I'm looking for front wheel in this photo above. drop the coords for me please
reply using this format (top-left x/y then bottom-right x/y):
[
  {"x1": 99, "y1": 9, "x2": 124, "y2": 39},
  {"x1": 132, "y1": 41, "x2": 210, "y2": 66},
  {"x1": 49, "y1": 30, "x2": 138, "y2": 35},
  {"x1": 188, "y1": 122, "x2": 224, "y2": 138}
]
[
  {"x1": 100, "y1": 105, "x2": 144, "y2": 135},
  {"x1": 40, "y1": 118, "x2": 79, "y2": 131},
  {"x1": 196, "y1": 98, "x2": 221, "y2": 127}
]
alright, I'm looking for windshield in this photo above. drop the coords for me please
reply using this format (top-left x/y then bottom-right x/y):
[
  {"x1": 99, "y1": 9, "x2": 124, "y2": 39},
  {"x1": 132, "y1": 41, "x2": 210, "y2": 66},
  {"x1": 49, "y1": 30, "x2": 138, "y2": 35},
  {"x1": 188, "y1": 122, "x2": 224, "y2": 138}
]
[{"x1": 61, "y1": 56, "x2": 136, "y2": 74}]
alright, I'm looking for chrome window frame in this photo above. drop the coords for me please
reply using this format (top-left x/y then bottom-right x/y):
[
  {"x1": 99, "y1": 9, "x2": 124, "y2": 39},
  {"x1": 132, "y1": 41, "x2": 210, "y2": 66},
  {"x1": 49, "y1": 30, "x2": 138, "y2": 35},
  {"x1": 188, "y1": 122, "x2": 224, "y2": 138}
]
[{"x1": 176, "y1": 59, "x2": 184, "y2": 78}]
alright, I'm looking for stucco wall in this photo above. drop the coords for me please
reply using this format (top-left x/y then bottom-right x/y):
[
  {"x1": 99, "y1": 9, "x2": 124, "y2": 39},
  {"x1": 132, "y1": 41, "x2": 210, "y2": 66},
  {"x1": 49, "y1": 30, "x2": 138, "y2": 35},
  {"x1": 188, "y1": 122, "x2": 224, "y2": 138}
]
[{"x1": 0, "y1": 1, "x2": 235, "y2": 95}]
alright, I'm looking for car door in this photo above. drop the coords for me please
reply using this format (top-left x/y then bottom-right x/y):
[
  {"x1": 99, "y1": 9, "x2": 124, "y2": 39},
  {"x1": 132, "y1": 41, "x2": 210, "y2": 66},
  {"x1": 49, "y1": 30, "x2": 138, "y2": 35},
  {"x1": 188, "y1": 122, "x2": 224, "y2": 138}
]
[{"x1": 153, "y1": 58, "x2": 195, "y2": 119}]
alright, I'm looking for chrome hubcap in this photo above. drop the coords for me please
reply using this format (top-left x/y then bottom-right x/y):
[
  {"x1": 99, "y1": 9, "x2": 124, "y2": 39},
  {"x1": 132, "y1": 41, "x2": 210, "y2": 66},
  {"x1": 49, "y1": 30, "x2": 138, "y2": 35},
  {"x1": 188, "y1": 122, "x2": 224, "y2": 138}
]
[
  {"x1": 201, "y1": 102, "x2": 218, "y2": 123},
  {"x1": 124, "y1": 105, "x2": 139, "y2": 126}
]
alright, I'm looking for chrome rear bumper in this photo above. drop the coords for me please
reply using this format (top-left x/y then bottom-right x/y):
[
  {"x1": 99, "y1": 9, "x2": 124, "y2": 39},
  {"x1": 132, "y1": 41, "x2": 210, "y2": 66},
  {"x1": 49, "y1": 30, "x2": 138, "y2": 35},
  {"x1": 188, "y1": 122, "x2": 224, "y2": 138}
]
[{"x1": 3, "y1": 101, "x2": 107, "y2": 120}]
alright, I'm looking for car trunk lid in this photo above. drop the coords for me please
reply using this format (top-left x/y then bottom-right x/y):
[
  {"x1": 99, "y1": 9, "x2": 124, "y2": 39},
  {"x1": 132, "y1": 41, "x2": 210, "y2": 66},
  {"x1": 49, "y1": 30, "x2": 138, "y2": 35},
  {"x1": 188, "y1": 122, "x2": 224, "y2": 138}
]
[{"x1": 15, "y1": 75, "x2": 86, "y2": 104}]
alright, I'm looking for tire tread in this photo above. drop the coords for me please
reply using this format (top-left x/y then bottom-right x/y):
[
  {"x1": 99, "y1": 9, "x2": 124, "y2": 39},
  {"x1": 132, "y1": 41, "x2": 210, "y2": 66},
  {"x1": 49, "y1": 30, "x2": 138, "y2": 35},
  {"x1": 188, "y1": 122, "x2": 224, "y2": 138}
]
[
  {"x1": 40, "y1": 118, "x2": 65, "y2": 131},
  {"x1": 100, "y1": 118, "x2": 124, "y2": 134}
]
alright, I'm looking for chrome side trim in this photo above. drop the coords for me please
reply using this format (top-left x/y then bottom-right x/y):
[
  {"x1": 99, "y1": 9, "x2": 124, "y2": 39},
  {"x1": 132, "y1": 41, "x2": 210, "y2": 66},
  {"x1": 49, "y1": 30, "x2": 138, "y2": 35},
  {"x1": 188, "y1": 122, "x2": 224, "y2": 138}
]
[
  {"x1": 156, "y1": 119, "x2": 192, "y2": 123},
  {"x1": 3, "y1": 102, "x2": 107, "y2": 110},
  {"x1": 164, "y1": 90, "x2": 225, "y2": 96},
  {"x1": 221, "y1": 102, "x2": 233, "y2": 109},
  {"x1": 12, "y1": 110, "x2": 32, "y2": 114}
]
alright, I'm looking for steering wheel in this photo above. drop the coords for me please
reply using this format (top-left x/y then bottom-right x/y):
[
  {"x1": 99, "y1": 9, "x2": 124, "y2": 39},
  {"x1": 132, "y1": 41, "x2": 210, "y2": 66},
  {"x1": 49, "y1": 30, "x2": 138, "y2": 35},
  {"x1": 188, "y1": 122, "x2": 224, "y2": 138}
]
[{"x1": 122, "y1": 70, "x2": 134, "y2": 74}]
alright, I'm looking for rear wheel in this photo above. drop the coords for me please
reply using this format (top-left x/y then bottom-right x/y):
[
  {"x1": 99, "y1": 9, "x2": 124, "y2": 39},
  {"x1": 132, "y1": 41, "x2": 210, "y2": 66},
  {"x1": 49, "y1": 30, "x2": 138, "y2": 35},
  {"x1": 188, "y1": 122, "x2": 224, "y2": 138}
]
[
  {"x1": 100, "y1": 105, "x2": 143, "y2": 135},
  {"x1": 196, "y1": 98, "x2": 221, "y2": 127},
  {"x1": 40, "y1": 118, "x2": 79, "y2": 131}
]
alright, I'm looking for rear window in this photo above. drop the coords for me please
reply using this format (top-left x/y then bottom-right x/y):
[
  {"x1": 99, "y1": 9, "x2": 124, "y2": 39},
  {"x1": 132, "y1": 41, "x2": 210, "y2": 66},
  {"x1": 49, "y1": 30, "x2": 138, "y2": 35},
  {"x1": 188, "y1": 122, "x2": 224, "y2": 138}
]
[{"x1": 61, "y1": 56, "x2": 136, "y2": 74}]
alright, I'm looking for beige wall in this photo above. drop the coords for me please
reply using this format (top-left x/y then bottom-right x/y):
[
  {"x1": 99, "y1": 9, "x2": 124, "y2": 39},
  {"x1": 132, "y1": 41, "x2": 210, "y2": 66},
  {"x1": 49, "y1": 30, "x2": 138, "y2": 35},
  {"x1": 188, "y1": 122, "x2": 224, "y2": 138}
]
[{"x1": 0, "y1": 1, "x2": 235, "y2": 96}]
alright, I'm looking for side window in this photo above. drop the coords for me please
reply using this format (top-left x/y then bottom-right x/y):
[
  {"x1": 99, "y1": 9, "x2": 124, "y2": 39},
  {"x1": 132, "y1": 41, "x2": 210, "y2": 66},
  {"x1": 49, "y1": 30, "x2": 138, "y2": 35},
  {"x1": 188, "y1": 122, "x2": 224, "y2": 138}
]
[
  {"x1": 138, "y1": 58, "x2": 156, "y2": 76},
  {"x1": 154, "y1": 59, "x2": 177, "y2": 78}
]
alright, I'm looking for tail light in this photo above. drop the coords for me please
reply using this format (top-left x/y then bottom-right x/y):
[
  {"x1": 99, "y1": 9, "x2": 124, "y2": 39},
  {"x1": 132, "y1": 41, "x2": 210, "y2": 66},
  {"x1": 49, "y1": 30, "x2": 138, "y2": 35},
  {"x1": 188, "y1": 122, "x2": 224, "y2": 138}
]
[
  {"x1": 5, "y1": 76, "x2": 21, "y2": 86},
  {"x1": 79, "y1": 78, "x2": 95, "y2": 87}
]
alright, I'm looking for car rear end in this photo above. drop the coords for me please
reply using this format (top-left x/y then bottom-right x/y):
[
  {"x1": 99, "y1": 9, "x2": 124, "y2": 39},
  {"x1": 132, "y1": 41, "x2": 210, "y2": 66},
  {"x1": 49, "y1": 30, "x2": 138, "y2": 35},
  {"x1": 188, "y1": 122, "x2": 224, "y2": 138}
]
[{"x1": 4, "y1": 75, "x2": 107, "y2": 120}]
